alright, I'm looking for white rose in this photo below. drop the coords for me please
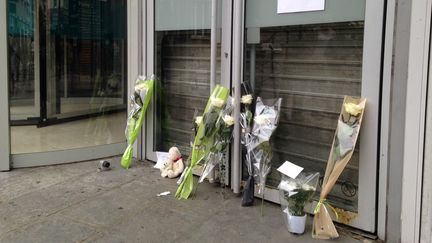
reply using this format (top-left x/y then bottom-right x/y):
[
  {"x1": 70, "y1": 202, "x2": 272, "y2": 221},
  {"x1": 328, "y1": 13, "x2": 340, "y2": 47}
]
[
  {"x1": 241, "y1": 94, "x2": 253, "y2": 105},
  {"x1": 211, "y1": 97, "x2": 225, "y2": 108},
  {"x1": 134, "y1": 83, "x2": 148, "y2": 93},
  {"x1": 195, "y1": 116, "x2": 203, "y2": 126},
  {"x1": 302, "y1": 184, "x2": 315, "y2": 191},
  {"x1": 254, "y1": 115, "x2": 270, "y2": 125},
  {"x1": 344, "y1": 102, "x2": 363, "y2": 116},
  {"x1": 222, "y1": 115, "x2": 235, "y2": 126}
]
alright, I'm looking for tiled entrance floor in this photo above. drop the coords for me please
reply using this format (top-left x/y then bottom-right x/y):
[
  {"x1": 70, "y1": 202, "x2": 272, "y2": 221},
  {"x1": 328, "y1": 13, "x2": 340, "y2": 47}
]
[{"x1": 0, "y1": 158, "x2": 372, "y2": 242}]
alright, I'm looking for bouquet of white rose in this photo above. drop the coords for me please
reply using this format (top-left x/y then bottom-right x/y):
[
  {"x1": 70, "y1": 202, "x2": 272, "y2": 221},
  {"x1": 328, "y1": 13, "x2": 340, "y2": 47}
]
[
  {"x1": 240, "y1": 82, "x2": 256, "y2": 206},
  {"x1": 199, "y1": 97, "x2": 235, "y2": 185},
  {"x1": 241, "y1": 96, "x2": 282, "y2": 210},
  {"x1": 176, "y1": 85, "x2": 230, "y2": 199},
  {"x1": 121, "y1": 75, "x2": 155, "y2": 169},
  {"x1": 250, "y1": 97, "x2": 282, "y2": 196},
  {"x1": 312, "y1": 96, "x2": 366, "y2": 239}
]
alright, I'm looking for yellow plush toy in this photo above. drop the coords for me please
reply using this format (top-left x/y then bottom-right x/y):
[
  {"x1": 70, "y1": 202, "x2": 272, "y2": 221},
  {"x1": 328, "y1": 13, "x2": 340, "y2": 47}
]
[{"x1": 160, "y1": 147, "x2": 185, "y2": 178}]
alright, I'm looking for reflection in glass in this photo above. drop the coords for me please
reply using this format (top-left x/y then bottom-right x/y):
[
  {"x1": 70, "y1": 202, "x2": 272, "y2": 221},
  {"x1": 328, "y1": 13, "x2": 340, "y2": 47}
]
[
  {"x1": 8, "y1": 0, "x2": 127, "y2": 154},
  {"x1": 8, "y1": 0, "x2": 36, "y2": 120},
  {"x1": 154, "y1": 0, "x2": 221, "y2": 158},
  {"x1": 244, "y1": 22, "x2": 364, "y2": 211}
]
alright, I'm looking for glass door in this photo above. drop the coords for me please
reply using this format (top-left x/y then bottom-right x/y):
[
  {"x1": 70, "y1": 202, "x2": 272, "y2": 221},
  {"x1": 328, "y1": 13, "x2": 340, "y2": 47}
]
[
  {"x1": 8, "y1": 0, "x2": 39, "y2": 122},
  {"x1": 242, "y1": 0, "x2": 383, "y2": 232},
  {"x1": 7, "y1": 0, "x2": 131, "y2": 167}
]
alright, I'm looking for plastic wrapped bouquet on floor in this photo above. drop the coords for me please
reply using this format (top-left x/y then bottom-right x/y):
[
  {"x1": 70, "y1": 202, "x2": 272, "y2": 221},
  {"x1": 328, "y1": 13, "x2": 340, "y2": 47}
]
[
  {"x1": 312, "y1": 96, "x2": 366, "y2": 239},
  {"x1": 121, "y1": 75, "x2": 155, "y2": 169},
  {"x1": 242, "y1": 96, "x2": 282, "y2": 210},
  {"x1": 198, "y1": 97, "x2": 235, "y2": 185},
  {"x1": 175, "y1": 85, "x2": 230, "y2": 200}
]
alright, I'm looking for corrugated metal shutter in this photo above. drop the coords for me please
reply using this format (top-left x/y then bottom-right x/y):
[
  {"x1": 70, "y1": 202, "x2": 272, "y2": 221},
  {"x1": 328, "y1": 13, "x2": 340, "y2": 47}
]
[
  {"x1": 245, "y1": 22, "x2": 363, "y2": 210},
  {"x1": 155, "y1": 30, "x2": 220, "y2": 159}
]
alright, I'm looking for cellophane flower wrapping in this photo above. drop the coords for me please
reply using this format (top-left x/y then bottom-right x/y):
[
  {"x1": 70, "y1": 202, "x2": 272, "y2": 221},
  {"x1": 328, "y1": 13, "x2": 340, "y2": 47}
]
[
  {"x1": 312, "y1": 96, "x2": 366, "y2": 239},
  {"x1": 199, "y1": 97, "x2": 235, "y2": 184},
  {"x1": 175, "y1": 85, "x2": 229, "y2": 199},
  {"x1": 121, "y1": 75, "x2": 155, "y2": 169},
  {"x1": 240, "y1": 82, "x2": 256, "y2": 206},
  {"x1": 278, "y1": 172, "x2": 319, "y2": 233},
  {"x1": 250, "y1": 97, "x2": 282, "y2": 195},
  {"x1": 279, "y1": 173, "x2": 320, "y2": 216}
]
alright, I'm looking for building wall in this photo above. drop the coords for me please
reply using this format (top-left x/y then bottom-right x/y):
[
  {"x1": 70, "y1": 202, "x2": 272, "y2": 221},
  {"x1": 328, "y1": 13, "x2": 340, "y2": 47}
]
[
  {"x1": 421, "y1": 72, "x2": 432, "y2": 243},
  {"x1": 1, "y1": 0, "x2": 11, "y2": 171}
]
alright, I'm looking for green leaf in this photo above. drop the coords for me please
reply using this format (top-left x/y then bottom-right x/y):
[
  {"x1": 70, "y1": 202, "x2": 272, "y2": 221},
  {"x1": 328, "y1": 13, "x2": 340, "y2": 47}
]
[
  {"x1": 176, "y1": 85, "x2": 229, "y2": 199},
  {"x1": 121, "y1": 78, "x2": 155, "y2": 169}
]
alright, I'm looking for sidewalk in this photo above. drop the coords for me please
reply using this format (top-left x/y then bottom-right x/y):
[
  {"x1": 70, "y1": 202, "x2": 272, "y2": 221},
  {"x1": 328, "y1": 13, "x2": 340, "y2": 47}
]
[{"x1": 0, "y1": 158, "x2": 371, "y2": 242}]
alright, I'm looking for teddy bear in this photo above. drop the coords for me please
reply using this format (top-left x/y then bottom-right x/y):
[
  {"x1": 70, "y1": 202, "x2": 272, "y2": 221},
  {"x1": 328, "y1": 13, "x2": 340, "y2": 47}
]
[{"x1": 160, "y1": 147, "x2": 185, "y2": 178}]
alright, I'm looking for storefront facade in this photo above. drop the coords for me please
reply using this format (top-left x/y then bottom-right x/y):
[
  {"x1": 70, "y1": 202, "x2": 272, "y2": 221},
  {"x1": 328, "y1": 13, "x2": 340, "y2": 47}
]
[{"x1": 0, "y1": 0, "x2": 431, "y2": 242}]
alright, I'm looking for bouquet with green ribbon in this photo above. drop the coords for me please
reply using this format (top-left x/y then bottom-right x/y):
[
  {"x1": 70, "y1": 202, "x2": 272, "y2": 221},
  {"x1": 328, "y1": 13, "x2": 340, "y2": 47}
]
[
  {"x1": 198, "y1": 97, "x2": 235, "y2": 185},
  {"x1": 175, "y1": 85, "x2": 230, "y2": 199},
  {"x1": 121, "y1": 76, "x2": 155, "y2": 169}
]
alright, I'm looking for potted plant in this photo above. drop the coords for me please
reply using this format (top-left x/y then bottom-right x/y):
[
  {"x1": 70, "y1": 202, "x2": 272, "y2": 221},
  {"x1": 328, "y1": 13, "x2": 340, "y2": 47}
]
[{"x1": 278, "y1": 172, "x2": 319, "y2": 234}]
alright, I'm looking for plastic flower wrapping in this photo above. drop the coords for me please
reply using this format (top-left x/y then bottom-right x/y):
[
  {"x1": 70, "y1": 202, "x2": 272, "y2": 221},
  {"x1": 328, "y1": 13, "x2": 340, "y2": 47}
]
[
  {"x1": 279, "y1": 173, "x2": 319, "y2": 216},
  {"x1": 176, "y1": 85, "x2": 230, "y2": 199},
  {"x1": 199, "y1": 97, "x2": 235, "y2": 184},
  {"x1": 250, "y1": 97, "x2": 282, "y2": 195},
  {"x1": 121, "y1": 75, "x2": 155, "y2": 169},
  {"x1": 278, "y1": 172, "x2": 319, "y2": 234},
  {"x1": 242, "y1": 96, "x2": 282, "y2": 206},
  {"x1": 312, "y1": 96, "x2": 366, "y2": 239},
  {"x1": 240, "y1": 82, "x2": 256, "y2": 206}
]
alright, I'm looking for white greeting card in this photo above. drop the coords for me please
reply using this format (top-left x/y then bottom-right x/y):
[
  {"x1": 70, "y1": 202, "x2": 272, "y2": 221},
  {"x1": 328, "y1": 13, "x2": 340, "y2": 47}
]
[{"x1": 277, "y1": 161, "x2": 304, "y2": 179}]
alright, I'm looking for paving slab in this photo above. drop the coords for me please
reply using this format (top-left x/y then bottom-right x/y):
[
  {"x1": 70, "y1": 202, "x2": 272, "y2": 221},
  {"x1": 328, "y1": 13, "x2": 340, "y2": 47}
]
[
  {"x1": 59, "y1": 187, "x2": 145, "y2": 228},
  {"x1": 0, "y1": 215, "x2": 96, "y2": 243},
  {"x1": 0, "y1": 158, "x2": 372, "y2": 243},
  {"x1": 0, "y1": 173, "x2": 105, "y2": 235}
]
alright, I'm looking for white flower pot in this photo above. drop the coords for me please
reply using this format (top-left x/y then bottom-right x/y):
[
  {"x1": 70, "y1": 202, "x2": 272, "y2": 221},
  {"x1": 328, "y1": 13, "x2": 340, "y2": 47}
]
[{"x1": 285, "y1": 212, "x2": 307, "y2": 234}]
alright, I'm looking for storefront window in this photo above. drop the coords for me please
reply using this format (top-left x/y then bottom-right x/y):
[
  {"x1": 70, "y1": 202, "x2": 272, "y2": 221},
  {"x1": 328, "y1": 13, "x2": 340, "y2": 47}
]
[
  {"x1": 153, "y1": 0, "x2": 221, "y2": 158},
  {"x1": 8, "y1": 0, "x2": 127, "y2": 154},
  {"x1": 244, "y1": 0, "x2": 365, "y2": 212}
]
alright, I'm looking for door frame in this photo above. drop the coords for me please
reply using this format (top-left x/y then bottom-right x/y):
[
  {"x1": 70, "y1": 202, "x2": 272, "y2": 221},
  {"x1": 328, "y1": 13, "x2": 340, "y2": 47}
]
[
  {"x1": 400, "y1": 0, "x2": 432, "y2": 241},
  {"x1": 1, "y1": 0, "x2": 10, "y2": 171},
  {"x1": 236, "y1": 0, "x2": 385, "y2": 233},
  {"x1": 141, "y1": 0, "x2": 384, "y2": 233}
]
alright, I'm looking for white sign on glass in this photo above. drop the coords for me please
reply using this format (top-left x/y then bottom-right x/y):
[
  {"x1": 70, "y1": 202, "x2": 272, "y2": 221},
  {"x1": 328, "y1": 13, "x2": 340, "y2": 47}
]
[{"x1": 277, "y1": 0, "x2": 325, "y2": 14}]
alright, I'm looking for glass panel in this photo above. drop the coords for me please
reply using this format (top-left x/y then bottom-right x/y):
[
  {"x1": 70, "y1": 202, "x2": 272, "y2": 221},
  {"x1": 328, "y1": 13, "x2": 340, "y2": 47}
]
[
  {"x1": 244, "y1": 0, "x2": 365, "y2": 212},
  {"x1": 9, "y1": 0, "x2": 127, "y2": 154},
  {"x1": 154, "y1": 0, "x2": 221, "y2": 158},
  {"x1": 8, "y1": 0, "x2": 37, "y2": 120}
]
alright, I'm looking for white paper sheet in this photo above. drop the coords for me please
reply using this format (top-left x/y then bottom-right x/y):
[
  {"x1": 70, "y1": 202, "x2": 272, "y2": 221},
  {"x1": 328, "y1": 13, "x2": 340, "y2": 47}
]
[
  {"x1": 154, "y1": 151, "x2": 169, "y2": 169},
  {"x1": 277, "y1": 161, "x2": 304, "y2": 179},
  {"x1": 277, "y1": 0, "x2": 325, "y2": 14}
]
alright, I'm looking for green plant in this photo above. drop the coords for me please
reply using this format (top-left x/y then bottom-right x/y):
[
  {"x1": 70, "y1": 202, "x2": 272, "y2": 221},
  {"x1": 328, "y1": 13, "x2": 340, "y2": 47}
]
[{"x1": 284, "y1": 188, "x2": 315, "y2": 216}]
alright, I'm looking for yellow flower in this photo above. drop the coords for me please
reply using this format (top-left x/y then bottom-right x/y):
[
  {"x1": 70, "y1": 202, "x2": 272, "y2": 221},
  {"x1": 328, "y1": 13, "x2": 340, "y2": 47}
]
[
  {"x1": 344, "y1": 103, "x2": 363, "y2": 116},
  {"x1": 211, "y1": 97, "x2": 225, "y2": 108},
  {"x1": 223, "y1": 115, "x2": 235, "y2": 126},
  {"x1": 241, "y1": 94, "x2": 253, "y2": 105},
  {"x1": 195, "y1": 116, "x2": 203, "y2": 126}
]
